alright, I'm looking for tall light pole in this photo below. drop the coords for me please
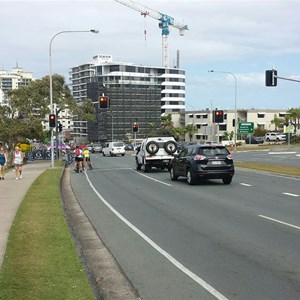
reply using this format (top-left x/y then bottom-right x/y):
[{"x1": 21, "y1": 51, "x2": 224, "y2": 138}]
[
  {"x1": 49, "y1": 29, "x2": 99, "y2": 168},
  {"x1": 208, "y1": 70, "x2": 237, "y2": 151}
]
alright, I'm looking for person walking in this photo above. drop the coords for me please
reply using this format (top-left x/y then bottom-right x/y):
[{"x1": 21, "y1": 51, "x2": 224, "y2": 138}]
[
  {"x1": 0, "y1": 146, "x2": 7, "y2": 180},
  {"x1": 13, "y1": 146, "x2": 24, "y2": 179}
]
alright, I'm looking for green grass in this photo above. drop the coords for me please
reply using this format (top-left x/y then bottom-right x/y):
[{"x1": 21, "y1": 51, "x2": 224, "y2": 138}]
[
  {"x1": 0, "y1": 168, "x2": 95, "y2": 300},
  {"x1": 235, "y1": 161, "x2": 300, "y2": 177}
]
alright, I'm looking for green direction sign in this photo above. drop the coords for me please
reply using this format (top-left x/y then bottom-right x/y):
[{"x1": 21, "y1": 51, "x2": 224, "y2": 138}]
[{"x1": 238, "y1": 122, "x2": 254, "y2": 134}]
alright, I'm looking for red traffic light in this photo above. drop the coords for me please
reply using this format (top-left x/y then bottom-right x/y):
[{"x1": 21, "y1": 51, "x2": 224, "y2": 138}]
[
  {"x1": 99, "y1": 96, "x2": 109, "y2": 109},
  {"x1": 49, "y1": 114, "x2": 56, "y2": 128},
  {"x1": 132, "y1": 123, "x2": 139, "y2": 133},
  {"x1": 213, "y1": 110, "x2": 224, "y2": 123}
]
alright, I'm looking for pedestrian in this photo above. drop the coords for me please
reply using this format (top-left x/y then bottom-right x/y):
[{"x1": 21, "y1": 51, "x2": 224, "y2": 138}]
[
  {"x1": 13, "y1": 146, "x2": 24, "y2": 180},
  {"x1": 0, "y1": 146, "x2": 8, "y2": 180},
  {"x1": 74, "y1": 146, "x2": 83, "y2": 173}
]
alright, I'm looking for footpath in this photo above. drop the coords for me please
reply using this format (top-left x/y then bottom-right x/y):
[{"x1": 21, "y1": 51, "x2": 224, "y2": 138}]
[{"x1": 0, "y1": 161, "x2": 49, "y2": 267}]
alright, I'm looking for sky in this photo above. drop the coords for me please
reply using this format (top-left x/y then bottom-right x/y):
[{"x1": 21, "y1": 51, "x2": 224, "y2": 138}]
[{"x1": 1, "y1": 0, "x2": 300, "y2": 111}]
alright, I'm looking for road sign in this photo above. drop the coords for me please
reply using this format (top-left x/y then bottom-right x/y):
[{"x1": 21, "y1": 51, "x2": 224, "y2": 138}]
[{"x1": 238, "y1": 122, "x2": 254, "y2": 134}]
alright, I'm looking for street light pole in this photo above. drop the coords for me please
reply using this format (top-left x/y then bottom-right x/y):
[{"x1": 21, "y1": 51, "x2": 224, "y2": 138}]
[
  {"x1": 209, "y1": 70, "x2": 237, "y2": 151},
  {"x1": 49, "y1": 29, "x2": 99, "y2": 168}
]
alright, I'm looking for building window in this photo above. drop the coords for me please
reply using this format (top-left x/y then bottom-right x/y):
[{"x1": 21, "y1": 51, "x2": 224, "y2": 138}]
[{"x1": 257, "y1": 113, "x2": 265, "y2": 118}]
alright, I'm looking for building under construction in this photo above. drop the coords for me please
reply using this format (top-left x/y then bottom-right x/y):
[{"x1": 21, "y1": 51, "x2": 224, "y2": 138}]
[{"x1": 70, "y1": 54, "x2": 186, "y2": 143}]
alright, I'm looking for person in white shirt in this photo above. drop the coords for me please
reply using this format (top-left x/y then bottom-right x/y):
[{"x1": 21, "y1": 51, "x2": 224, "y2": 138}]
[{"x1": 13, "y1": 146, "x2": 24, "y2": 179}]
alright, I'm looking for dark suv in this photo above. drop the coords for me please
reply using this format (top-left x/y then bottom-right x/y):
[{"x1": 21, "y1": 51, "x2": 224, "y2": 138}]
[{"x1": 169, "y1": 144, "x2": 234, "y2": 185}]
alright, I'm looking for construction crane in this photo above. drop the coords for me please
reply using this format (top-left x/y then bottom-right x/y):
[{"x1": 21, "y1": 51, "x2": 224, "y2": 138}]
[{"x1": 115, "y1": 0, "x2": 188, "y2": 68}]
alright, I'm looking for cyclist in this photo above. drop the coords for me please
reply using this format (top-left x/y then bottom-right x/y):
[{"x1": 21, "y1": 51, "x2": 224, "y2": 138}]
[{"x1": 83, "y1": 147, "x2": 93, "y2": 170}]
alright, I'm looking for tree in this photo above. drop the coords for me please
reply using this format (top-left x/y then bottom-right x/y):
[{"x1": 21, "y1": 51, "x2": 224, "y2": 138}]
[
  {"x1": 2, "y1": 74, "x2": 76, "y2": 150},
  {"x1": 185, "y1": 124, "x2": 197, "y2": 141},
  {"x1": 270, "y1": 114, "x2": 284, "y2": 131},
  {"x1": 287, "y1": 107, "x2": 300, "y2": 130},
  {"x1": 170, "y1": 127, "x2": 186, "y2": 142}
]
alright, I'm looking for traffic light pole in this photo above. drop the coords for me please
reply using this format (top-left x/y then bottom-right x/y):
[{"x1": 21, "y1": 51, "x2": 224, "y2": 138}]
[{"x1": 274, "y1": 75, "x2": 300, "y2": 83}]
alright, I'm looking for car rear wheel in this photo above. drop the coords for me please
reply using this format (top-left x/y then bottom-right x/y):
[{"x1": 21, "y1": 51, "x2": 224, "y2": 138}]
[
  {"x1": 186, "y1": 168, "x2": 196, "y2": 185},
  {"x1": 170, "y1": 166, "x2": 178, "y2": 181},
  {"x1": 222, "y1": 176, "x2": 232, "y2": 184}
]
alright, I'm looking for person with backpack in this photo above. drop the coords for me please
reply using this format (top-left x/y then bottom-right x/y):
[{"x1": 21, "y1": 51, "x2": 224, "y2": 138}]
[{"x1": 74, "y1": 146, "x2": 83, "y2": 173}]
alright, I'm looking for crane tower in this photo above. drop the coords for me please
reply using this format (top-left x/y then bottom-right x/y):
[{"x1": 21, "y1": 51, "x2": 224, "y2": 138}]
[{"x1": 115, "y1": 0, "x2": 188, "y2": 68}]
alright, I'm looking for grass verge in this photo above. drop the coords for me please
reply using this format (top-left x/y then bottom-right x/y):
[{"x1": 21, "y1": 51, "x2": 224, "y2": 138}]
[
  {"x1": 0, "y1": 168, "x2": 95, "y2": 300},
  {"x1": 235, "y1": 161, "x2": 300, "y2": 177}
]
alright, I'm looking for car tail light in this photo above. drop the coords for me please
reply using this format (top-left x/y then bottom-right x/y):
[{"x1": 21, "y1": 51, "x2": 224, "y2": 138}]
[
  {"x1": 193, "y1": 154, "x2": 206, "y2": 160},
  {"x1": 226, "y1": 154, "x2": 233, "y2": 160}
]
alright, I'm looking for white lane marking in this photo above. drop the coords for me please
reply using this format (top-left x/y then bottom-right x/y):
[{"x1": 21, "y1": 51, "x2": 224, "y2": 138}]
[
  {"x1": 240, "y1": 183, "x2": 252, "y2": 186},
  {"x1": 259, "y1": 215, "x2": 300, "y2": 230},
  {"x1": 268, "y1": 152, "x2": 297, "y2": 155},
  {"x1": 131, "y1": 169, "x2": 172, "y2": 187},
  {"x1": 283, "y1": 192, "x2": 299, "y2": 197},
  {"x1": 85, "y1": 173, "x2": 228, "y2": 300}
]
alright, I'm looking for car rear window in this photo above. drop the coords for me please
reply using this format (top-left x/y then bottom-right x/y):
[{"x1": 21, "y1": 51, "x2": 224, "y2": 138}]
[
  {"x1": 113, "y1": 142, "x2": 124, "y2": 147},
  {"x1": 198, "y1": 147, "x2": 228, "y2": 156}
]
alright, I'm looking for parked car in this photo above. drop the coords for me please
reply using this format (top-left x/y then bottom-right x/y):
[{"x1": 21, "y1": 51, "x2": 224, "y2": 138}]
[
  {"x1": 102, "y1": 141, "x2": 125, "y2": 156},
  {"x1": 265, "y1": 132, "x2": 286, "y2": 142},
  {"x1": 169, "y1": 144, "x2": 234, "y2": 185},
  {"x1": 245, "y1": 136, "x2": 264, "y2": 144},
  {"x1": 136, "y1": 137, "x2": 178, "y2": 172},
  {"x1": 125, "y1": 144, "x2": 134, "y2": 151}
]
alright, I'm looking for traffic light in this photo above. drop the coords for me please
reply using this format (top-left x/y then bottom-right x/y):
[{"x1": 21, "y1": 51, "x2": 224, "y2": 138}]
[
  {"x1": 132, "y1": 123, "x2": 139, "y2": 133},
  {"x1": 49, "y1": 114, "x2": 56, "y2": 128},
  {"x1": 99, "y1": 96, "x2": 109, "y2": 109},
  {"x1": 58, "y1": 122, "x2": 63, "y2": 132},
  {"x1": 213, "y1": 110, "x2": 224, "y2": 123},
  {"x1": 265, "y1": 69, "x2": 277, "y2": 86}
]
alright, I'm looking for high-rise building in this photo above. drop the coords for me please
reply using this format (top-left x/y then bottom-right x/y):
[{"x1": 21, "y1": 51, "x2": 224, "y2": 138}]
[
  {"x1": 0, "y1": 67, "x2": 33, "y2": 105},
  {"x1": 69, "y1": 54, "x2": 186, "y2": 143}
]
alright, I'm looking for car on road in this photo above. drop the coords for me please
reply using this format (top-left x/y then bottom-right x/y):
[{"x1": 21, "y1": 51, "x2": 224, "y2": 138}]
[
  {"x1": 245, "y1": 136, "x2": 264, "y2": 144},
  {"x1": 169, "y1": 143, "x2": 234, "y2": 185},
  {"x1": 102, "y1": 141, "x2": 125, "y2": 156},
  {"x1": 92, "y1": 144, "x2": 103, "y2": 153},
  {"x1": 265, "y1": 132, "x2": 286, "y2": 142},
  {"x1": 136, "y1": 137, "x2": 178, "y2": 172}
]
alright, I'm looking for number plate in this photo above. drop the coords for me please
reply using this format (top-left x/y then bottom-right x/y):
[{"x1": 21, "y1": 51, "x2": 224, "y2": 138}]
[{"x1": 211, "y1": 160, "x2": 222, "y2": 165}]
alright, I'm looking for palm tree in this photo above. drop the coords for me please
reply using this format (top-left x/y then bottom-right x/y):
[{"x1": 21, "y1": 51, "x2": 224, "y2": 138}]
[
  {"x1": 185, "y1": 124, "x2": 197, "y2": 141},
  {"x1": 288, "y1": 108, "x2": 300, "y2": 130},
  {"x1": 270, "y1": 114, "x2": 284, "y2": 131}
]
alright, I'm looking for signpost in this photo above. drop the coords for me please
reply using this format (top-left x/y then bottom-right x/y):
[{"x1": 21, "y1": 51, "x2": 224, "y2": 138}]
[{"x1": 238, "y1": 122, "x2": 254, "y2": 134}]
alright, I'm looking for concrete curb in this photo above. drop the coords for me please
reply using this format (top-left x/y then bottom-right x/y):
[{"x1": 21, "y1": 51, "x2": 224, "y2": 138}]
[{"x1": 61, "y1": 167, "x2": 140, "y2": 300}]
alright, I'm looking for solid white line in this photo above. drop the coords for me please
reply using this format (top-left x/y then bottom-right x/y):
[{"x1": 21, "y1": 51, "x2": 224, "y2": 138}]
[
  {"x1": 131, "y1": 169, "x2": 172, "y2": 186},
  {"x1": 268, "y1": 152, "x2": 296, "y2": 155},
  {"x1": 85, "y1": 173, "x2": 228, "y2": 300},
  {"x1": 283, "y1": 192, "x2": 299, "y2": 197},
  {"x1": 259, "y1": 215, "x2": 300, "y2": 230},
  {"x1": 240, "y1": 183, "x2": 252, "y2": 186}
]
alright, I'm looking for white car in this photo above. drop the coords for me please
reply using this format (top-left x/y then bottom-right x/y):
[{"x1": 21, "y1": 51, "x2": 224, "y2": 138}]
[
  {"x1": 265, "y1": 132, "x2": 286, "y2": 142},
  {"x1": 136, "y1": 137, "x2": 178, "y2": 172},
  {"x1": 102, "y1": 142, "x2": 125, "y2": 156}
]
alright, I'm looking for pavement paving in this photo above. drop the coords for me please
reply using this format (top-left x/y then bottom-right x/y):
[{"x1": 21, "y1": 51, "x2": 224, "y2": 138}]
[{"x1": 0, "y1": 160, "x2": 50, "y2": 267}]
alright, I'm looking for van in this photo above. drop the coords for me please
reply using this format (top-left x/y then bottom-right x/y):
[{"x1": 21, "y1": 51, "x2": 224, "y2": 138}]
[{"x1": 102, "y1": 141, "x2": 125, "y2": 156}]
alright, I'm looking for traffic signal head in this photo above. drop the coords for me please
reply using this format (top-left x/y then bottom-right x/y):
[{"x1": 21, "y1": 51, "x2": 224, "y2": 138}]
[
  {"x1": 265, "y1": 69, "x2": 277, "y2": 86},
  {"x1": 58, "y1": 122, "x2": 63, "y2": 132},
  {"x1": 49, "y1": 114, "x2": 56, "y2": 128},
  {"x1": 132, "y1": 123, "x2": 139, "y2": 133},
  {"x1": 99, "y1": 96, "x2": 109, "y2": 109},
  {"x1": 213, "y1": 110, "x2": 224, "y2": 123}
]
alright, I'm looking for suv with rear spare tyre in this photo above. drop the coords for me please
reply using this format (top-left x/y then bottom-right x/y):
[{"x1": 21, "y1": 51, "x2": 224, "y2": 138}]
[{"x1": 136, "y1": 137, "x2": 178, "y2": 172}]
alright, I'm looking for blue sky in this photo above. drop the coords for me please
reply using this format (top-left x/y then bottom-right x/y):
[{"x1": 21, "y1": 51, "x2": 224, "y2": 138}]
[{"x1": 1, "y1": 0, "x2": 300, "y2": 111}]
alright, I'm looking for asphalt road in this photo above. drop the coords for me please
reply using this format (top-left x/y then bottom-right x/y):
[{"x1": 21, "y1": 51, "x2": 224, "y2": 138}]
[{"x1": 71, "y1": 153, "x2": 300, "y2": 300}]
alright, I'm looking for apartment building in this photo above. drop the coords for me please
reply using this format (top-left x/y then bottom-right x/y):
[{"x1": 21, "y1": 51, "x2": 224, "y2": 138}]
[{"x1": 171, "y1": 109, "x2": 288, "y2": 143}]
